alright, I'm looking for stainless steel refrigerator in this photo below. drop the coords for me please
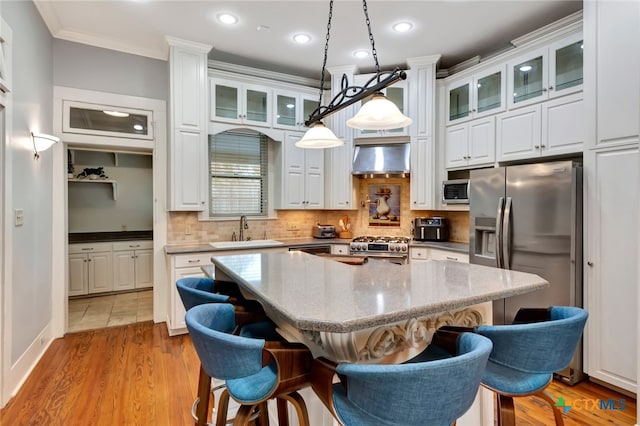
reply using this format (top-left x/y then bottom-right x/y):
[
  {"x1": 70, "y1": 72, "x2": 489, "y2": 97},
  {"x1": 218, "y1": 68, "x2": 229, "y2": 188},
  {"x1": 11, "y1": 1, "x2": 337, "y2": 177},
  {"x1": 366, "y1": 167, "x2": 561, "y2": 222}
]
[{"x1": 469, "y1": 160, "x2": 583, "y2": 384}]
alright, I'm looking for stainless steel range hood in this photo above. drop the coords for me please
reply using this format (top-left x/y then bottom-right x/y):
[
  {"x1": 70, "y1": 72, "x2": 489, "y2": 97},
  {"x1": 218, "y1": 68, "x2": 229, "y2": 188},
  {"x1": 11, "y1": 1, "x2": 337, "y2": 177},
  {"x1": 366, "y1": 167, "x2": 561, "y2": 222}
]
[{"x1": 352, "y1": 141, "x2": 410, "y2": 177}]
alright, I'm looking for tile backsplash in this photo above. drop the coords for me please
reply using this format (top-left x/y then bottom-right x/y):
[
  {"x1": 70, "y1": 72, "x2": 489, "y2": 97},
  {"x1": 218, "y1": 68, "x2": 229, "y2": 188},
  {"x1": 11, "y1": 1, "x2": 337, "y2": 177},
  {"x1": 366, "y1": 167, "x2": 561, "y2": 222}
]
[{"x1": 167, "y1": 177, "x2": 469, "y2": 244}]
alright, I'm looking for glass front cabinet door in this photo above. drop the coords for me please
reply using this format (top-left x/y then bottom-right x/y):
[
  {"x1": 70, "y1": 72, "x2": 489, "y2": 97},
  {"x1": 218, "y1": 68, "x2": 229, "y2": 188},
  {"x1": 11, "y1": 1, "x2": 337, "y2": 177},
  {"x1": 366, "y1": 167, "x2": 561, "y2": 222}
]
[
  {"x1": 210, "y1": 78, "x2": 271, "y2": 127},
  {"x1": 508, "y1": 32, "x2": 583, "y2": 109},
  {"x1": 273, "y1": 90, "x2": 319, "y2": 131},
  {"x1": 446, "y1": 64, "x2": 506, "y2": 125}
]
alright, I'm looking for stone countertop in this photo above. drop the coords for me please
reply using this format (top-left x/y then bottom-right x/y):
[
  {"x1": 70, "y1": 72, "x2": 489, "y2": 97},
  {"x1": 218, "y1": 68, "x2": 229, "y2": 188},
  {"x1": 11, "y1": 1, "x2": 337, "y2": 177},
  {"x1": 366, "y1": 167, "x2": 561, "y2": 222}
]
[
  {"x1": 165, "y1": 238, "x2": 469, "y2": 255},
  {"x1": 69, "y1": 231, "x2": 153, "y2": 244},
  {"x1": 209, "y1": 251, "x2": 548, "y2": 334},
  {"x1": 409, "y1": 240, "x2": 469, "y2": 254}
]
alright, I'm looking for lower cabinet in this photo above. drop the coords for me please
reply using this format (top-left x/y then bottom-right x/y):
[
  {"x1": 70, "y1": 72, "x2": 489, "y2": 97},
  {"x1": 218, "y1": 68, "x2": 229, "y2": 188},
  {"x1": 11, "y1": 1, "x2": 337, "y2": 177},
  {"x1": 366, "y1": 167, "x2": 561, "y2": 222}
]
[
  {"x1": 409, "y1": 247, "x2": 469, "y2": 263},
  {"x1": 112, "y1": 241, "x2": 154, "y2": 291},
  {"x1": 69, "y1": 240, "x2": 153, "y2": 296},
  {"x1": 68, "y1": 243, "x2": 113, "y2": 296},
  {"x1": 168, "y1": 252, "x2": 215, "y2": 335}
]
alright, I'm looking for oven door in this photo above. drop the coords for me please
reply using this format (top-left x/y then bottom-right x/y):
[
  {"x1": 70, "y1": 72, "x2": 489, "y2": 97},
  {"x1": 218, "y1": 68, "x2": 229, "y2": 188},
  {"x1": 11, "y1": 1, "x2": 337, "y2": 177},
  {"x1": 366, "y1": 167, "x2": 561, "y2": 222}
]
[{"x1": 362, "y1": 253, "x2": 408, "y2": 265}]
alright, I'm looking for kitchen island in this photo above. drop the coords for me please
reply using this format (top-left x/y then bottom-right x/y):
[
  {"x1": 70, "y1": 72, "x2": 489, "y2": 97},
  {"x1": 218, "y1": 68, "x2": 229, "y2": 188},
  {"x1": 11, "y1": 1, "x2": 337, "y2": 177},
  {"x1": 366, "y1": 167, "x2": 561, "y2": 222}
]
[
  {"x1": 209, "y1": 250, "x2": 548, "y2": 364},
  {"x1": 207, "y1": 250, "x2": 548, "y2": 426}
]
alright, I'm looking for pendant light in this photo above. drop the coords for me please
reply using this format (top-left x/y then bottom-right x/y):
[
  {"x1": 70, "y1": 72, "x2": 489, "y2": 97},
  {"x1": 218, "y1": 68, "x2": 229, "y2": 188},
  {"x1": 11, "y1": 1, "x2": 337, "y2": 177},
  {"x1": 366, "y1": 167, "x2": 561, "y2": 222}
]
[{"x1": 299, "y1": 0, "x2": 410, "y2": 148}]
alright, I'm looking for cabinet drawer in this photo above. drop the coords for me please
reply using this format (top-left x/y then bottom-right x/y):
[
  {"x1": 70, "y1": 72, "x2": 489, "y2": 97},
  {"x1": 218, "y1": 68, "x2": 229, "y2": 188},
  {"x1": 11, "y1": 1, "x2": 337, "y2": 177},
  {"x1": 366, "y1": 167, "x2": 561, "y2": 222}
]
[
  {"x1": 69, "y1": 242, "x2": 113, "y2": 254},
  {"x1": 174, "y1": 252, "x2": 214, "y2": 268},
  {"x1": 113, "y1": 240, "x2": 153, "y2": 251},
  {"x1": 410, "y1": 247, "x2": 429, "y2": 260},
  {"x1": 430, "y1": 248, "x2": 469, "y2": 263}
]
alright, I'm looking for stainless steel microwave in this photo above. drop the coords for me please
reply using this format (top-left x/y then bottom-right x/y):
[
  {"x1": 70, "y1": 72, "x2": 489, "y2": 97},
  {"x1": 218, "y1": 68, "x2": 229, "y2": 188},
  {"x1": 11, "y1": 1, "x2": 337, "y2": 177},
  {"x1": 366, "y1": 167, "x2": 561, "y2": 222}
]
[{"x1": 442, "y1": 179, "x2": 469, "y2": 204}]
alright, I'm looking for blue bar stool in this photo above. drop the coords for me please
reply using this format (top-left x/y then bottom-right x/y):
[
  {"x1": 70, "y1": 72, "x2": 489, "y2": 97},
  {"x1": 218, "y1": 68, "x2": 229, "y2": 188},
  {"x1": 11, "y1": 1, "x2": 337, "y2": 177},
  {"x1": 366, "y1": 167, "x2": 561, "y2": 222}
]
[
  {"x1": 448, "y1": 306, "x2": 588, "y2": 426},
  {"x1": 186, "y1": 303, "x2": 313, "y2": 426},
  {"x1": 310, "y1": 330, "x2": 493, "y2": 426},
  {"x1": 176, "y1": 277, "x2": 281, "y2": 425}
]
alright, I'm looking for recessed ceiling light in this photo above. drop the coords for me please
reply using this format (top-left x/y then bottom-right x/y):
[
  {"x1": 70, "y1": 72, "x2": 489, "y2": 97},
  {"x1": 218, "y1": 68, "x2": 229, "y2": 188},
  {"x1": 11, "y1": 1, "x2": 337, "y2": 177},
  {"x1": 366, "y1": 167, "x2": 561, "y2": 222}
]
[
  {"x1": 217, "y1": 13, "x2": 238, "y2": 25},
  {"x1": 293, "y1": 33, "x2": 311, "y2": 44},
  {"x1": 353, "y1": 50, "x2": 370, "y2": 59},
  {"x1": 519, "y1": 65, "x2": 533, "y2": 72},
  {"x1": 392, "y1": 22, "x2": 413, "y2": 33}
]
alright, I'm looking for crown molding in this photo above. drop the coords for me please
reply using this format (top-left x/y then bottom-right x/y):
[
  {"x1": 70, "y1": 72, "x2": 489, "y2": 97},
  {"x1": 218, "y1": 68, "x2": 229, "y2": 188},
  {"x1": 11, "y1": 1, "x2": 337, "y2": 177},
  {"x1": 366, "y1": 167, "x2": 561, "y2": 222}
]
[
  {"x1": 207, "y1": 60, "x2": 321, "y2": 89},
  {"x1": 406, "y1": 54, "x2": 442, "y2": 68},
  {"x1": 32, "y1": 0, "x2": 63, "y2": 37},
  {"x1": 165, "y1": 36, "x2": 212, "y2": 54},
  {"x1": 511, "y1": 10, "x2": 583, "y2": 48},
  {"x1": 55, "y1": 29, "x2": 168, "y2": 60}
]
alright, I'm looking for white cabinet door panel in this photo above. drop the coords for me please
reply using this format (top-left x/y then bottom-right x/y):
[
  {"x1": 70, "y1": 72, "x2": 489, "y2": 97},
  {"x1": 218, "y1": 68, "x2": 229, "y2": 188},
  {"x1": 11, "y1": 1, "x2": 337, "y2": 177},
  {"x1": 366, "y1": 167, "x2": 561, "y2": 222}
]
[
  {"x1": 135, "y1": 249, "x2": 154, "y2": 289},
  {"x1": 88, "y1": 252, "x2": 113, "y2": 294},
  {"x1": 69, "y1": 254, "x2": 88, "y2": 296},
  {"x1": 497, "y1": 105, "x2": 541, "y2": 161},
  {"x1": 113, "y1": 251, "x2": 136, "y2": 291},
  {"x1": 468, "y1": 117, "x2": 495, "y2": 166},
  {"x1": 542, "y1": 93, "x2": 584, "y2": 156}
]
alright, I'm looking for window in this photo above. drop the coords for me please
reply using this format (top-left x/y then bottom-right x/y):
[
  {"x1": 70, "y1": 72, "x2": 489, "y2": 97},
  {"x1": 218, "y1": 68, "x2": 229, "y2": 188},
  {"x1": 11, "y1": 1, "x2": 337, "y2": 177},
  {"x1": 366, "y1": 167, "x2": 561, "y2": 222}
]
[{"x1": 209, "y1": 131, "x2": 268, "y2": 217}]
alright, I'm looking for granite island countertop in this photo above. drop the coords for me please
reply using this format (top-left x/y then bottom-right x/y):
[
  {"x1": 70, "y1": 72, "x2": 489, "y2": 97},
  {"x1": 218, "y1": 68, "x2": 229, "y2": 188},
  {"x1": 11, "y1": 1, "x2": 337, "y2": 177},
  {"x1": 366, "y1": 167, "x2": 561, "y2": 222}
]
[{"x1": 210, "y1": 250, "x2": 548, "y2": 334}]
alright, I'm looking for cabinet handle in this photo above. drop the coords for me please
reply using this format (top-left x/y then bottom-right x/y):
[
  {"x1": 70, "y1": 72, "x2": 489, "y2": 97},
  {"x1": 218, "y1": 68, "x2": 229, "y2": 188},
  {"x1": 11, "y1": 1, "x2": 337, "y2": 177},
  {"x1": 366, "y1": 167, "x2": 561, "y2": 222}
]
[
  {"x1": 345, "y1": 201, "x2": 349, "y2": 205},
  {"x1": 542, "y1": 87, "x2": 548, "y2": 92},
  {"x1": 129, "y1": 245, "x2": 140, "y2": 248},
  {"x1": 446, "y1": 256, "x2": 458, "y2": 261},
  {"x1": 587, "y1": 261, "x2": 594, "y2": 266},
  {"x1": 88, "y1": 259, "x2": 92, "y2": 262},
  {"x1": 534, "y1": 145, "x2": 540, "y2": 149},
  {"x1": 541, "y1": 144, "x2": 546, "y2": 148},
  {"x1": 81, "y1": 248, "x2": 94, "y2": 251},
  {"x1": 548, "y1": 86, "x2": 554, "y2": 90},
  {"x1": 188, "y1": 259, "x2": 201, "y2": 264}
]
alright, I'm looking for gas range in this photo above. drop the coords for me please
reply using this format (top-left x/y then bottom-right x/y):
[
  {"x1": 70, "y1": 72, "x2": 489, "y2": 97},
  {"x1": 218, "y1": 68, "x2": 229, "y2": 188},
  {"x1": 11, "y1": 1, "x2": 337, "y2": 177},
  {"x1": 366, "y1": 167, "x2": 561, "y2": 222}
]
[{"x1": 349, "y1": 236, "x2": 410, "y2": 255}]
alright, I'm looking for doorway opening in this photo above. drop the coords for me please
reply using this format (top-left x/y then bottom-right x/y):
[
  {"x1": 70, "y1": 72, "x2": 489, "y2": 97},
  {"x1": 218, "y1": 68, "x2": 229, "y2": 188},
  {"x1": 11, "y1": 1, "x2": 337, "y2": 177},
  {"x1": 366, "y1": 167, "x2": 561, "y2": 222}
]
[{"x1": 66, "y1": 149, "x2": 154, "y2": 333}]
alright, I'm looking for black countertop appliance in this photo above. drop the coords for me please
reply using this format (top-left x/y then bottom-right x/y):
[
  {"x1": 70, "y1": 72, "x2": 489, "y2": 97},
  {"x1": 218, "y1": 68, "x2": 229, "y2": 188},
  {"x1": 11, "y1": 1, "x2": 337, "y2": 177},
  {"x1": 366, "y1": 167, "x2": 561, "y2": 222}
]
[{"x1": 412, "y1": 217, "x2": 449, "y2": 242}]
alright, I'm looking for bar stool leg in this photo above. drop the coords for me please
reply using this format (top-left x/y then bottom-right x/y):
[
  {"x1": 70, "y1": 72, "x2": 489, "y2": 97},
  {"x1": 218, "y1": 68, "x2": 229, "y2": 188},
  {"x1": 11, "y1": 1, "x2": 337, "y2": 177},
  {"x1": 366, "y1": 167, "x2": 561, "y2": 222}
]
[
  {"x1": 216, "y1": 390, "x2": 231, "y2": 426},
  {"x1": 496, "y1": 394, "x2": 516, "y2": 426},
  {"x1": 277, "y1": 398, "x2": 289, "y2": 425},
  {"x1": 538, "y1": 390, "x2": 565, "y2": 426},
  {"x1": 195, "y1": 365, "x2": 211, "y2": 426},
  {"x1": 279, "y1": 392, "x2": 310, "y2": 426}
]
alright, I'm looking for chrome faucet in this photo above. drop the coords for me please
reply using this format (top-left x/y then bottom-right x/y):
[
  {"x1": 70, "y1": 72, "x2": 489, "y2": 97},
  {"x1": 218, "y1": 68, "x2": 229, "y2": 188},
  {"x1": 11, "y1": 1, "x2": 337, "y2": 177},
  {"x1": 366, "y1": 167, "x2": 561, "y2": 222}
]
[{"x1": 239, "y1": 215, "x2": 249, "y2": 241}]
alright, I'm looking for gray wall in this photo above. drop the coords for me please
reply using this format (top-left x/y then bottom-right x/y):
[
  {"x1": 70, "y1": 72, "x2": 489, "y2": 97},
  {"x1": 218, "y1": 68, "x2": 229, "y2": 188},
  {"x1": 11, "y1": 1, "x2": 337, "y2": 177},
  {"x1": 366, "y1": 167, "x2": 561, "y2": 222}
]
[
  {"x1": 1, "y1": 0, "x2": 54, "y2": 363},
  {"x1": 53, "y1": 39, "x2": 168, "y2": 101},
  {"x1": 68, "y1": 151, "x2": 153, "y2": 232}
]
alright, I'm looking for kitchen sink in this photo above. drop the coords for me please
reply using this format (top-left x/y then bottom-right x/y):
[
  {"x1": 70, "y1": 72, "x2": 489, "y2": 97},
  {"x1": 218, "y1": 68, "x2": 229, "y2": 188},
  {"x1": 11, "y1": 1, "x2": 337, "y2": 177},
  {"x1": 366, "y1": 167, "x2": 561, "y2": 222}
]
[{"x1": 209, "y1": 239, "x2": 285, "y2": 249}]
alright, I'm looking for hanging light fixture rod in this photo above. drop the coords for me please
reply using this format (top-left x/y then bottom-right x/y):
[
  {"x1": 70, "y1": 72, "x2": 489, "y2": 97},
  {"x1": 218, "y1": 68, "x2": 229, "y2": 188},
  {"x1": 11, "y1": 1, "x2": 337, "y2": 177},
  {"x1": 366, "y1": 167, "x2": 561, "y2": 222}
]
[{"x1": 304, "y1": 68, "x2": 407, "y2": 127}]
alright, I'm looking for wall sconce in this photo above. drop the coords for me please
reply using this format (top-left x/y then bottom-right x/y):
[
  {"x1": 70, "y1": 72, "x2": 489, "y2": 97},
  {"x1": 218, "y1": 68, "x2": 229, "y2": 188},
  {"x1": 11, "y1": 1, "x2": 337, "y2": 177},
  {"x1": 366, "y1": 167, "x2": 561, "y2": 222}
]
[{"x1": 31, "y1": 132, "x2": 60, "y2": 159}]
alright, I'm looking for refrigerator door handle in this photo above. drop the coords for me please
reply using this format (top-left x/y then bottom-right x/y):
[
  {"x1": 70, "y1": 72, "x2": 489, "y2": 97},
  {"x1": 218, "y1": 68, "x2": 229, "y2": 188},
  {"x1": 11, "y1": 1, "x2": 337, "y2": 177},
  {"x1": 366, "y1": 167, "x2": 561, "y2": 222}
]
[
  {"x1": 502, "y1": 197, "x2": 513, "y2": 270},
  {"x1": 495, "y1": 197, "x2": 505, "y2": 268}
]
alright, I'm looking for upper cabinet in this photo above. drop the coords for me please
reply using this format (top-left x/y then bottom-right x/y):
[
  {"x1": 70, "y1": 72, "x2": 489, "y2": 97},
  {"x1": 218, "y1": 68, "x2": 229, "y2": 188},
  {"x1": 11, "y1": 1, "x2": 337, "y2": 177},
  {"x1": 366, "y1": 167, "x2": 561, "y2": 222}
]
[
  {"x1": 276, "y1": 132, "x2": 325, "y2": 209},
  {"x1": 210, "y1": 78, "x2": 271, "y2": 127},
  {"x1": 447, "y1": 64, "x2": 506, "y2": 125},
  {"x1": 507, "y1": 32, "x2": 583, "y2": 109},
  {"x1": 167, "y1": 37, "x2": 211, "y2": 211},
  {"x1": 273, "y1": 89, "x2": 319, "y2": 132}
]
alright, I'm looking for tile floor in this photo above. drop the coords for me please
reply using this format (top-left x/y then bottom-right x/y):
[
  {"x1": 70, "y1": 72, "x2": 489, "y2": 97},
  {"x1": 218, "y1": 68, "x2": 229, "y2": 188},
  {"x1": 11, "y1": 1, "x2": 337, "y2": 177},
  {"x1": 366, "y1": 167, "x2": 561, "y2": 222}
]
[{"x1": 68, "y1": 289, "x2": 153, "y2": 333}]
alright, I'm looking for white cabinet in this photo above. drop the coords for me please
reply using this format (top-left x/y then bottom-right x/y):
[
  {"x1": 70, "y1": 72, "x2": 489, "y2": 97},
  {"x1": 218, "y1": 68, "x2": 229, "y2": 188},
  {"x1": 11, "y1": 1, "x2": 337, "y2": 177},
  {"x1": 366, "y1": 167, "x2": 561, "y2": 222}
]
[
  {"x1": 210, "y1": 78, "x2": 271, "y2": 127},
  {"x1": 331, "y1": 244, "x2": 349, "y2": 255},
  {"x1": 69, "y1": 243, "x2": 114, "y2": 296},
  {"x1": 445, "y1": 117, "x2": 495, "y2": 169},
  {"x1": 409, "y1": 247, "x2": 469, "y2": 263},
  {"x1": 497, "y1": 92, "x2": 584, "y2": 162},
  {"x1": 410, "y1": 136, "x2": 435, "y2": 210},
  {"x1": 168, "y1": 252, "x2": 215, "y2": 335},
  {"x1": 507, "y1": 32, "x2": 583, "y2": 110},
  {"x1": 584, "y1": 146, "x2": 638, "y2": 393},
  {"x1": 324, "y1": 138, "x2": 354, "y2": 210},
  {"x1": 583, "y1": 0, "x2": 640, "y2": 394},
  {"x1": 278, "y1": 132, "x2": 325, "y2": 209},
  {"x1": 430, "y1": 248, "x2": 469, "y2": 263},
  {"x1": 112, "y1": 241, "x2": 154, "y2": 291},
  {"x1": 273, "y1": 89, "x2": 319, "y2": 131},
  {"x1": 167, "y1": 38, "x2": 210, "y2": 211},
  {"x1": 446, "y1": 64, "x2": 506, "y2": 125}
]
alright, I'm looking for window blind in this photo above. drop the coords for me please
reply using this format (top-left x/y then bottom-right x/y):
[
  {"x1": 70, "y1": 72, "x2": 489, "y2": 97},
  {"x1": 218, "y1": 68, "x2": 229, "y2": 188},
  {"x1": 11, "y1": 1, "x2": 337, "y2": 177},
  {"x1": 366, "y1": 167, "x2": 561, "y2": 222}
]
[{"x1": 209, "y1": 132, "x2": 268, "y2": 217}]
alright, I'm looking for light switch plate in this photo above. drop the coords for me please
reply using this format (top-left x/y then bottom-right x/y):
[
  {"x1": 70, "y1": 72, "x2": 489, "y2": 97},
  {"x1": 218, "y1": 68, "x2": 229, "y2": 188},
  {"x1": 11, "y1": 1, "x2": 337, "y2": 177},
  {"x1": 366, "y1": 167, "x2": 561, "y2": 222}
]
[{"x1": 15, "y1": 209, "x2": 24, "y2": 226}]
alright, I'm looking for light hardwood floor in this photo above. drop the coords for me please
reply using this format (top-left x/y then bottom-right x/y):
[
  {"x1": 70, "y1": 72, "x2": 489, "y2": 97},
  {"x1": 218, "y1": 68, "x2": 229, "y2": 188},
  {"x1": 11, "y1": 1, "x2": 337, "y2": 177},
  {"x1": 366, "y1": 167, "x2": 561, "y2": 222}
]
[{"x1": 1, "y1": 321, "x2": 636, "y2": 425}]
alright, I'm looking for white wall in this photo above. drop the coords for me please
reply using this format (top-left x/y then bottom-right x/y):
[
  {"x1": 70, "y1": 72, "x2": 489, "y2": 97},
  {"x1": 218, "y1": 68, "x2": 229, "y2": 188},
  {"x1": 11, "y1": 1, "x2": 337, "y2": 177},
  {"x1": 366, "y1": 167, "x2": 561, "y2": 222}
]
[{"x1": 0, "y1": 0, "x2": 55, "y2": 403}]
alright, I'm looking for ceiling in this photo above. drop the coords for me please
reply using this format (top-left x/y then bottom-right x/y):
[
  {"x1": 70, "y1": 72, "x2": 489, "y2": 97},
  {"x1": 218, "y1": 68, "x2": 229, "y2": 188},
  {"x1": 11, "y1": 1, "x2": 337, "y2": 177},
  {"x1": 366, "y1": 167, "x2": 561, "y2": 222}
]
[{"x1": 34, "y1": 0, "x2": 583, "y2": 80}]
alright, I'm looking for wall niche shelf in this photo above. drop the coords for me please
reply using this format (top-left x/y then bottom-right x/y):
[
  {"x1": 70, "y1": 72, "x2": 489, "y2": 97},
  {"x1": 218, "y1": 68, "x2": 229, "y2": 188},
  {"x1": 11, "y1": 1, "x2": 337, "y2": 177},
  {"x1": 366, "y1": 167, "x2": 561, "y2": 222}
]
[{"x1": 68, "y1": 178, "x2": 118, "y2": 200}]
